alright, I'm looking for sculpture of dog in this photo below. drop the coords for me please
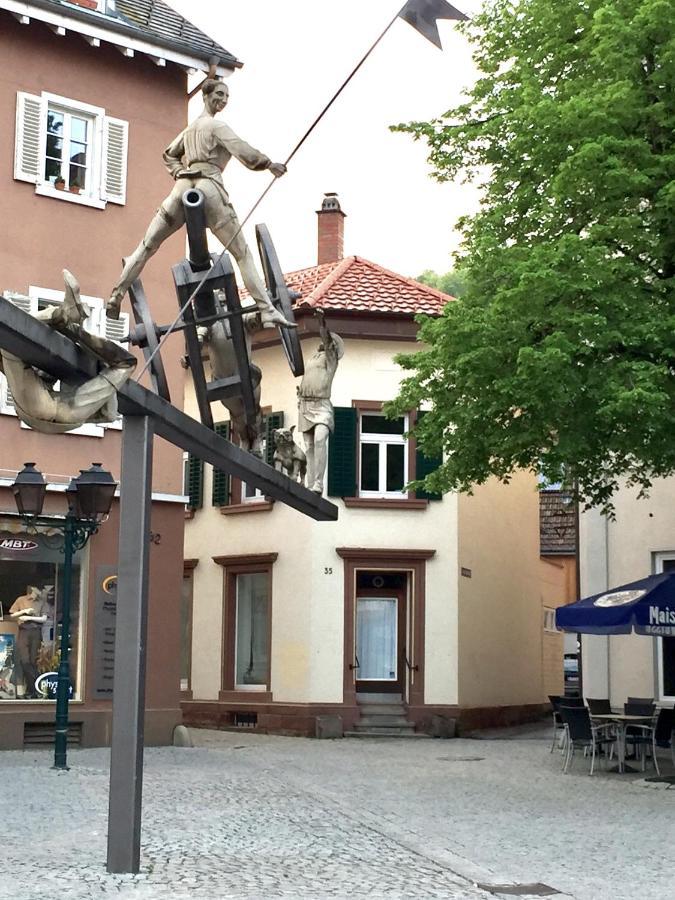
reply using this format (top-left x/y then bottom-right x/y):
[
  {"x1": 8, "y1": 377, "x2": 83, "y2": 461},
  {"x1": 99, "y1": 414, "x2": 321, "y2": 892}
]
[{"x1": 273, "y1": 426, "x2": 307, "y2": 484}]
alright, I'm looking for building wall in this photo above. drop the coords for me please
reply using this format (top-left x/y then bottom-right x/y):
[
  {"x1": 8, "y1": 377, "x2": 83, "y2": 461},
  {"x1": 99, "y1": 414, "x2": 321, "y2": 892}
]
[
  {"x1": 579, "y1": 477, "x2": 675, "y2": 704},
  {"x1": 457, "y1": 472, "x2": 544, "y2": 716},
  {"x1": 0, "y1": 13, "x2": 186, "y2": 494},
  {"x1": 0, "y1": 14, "x2": 192, "y2": 747},
  {"x1": 540, "y1": 555, "x2": 576, "y2": 699},
  {"x1": 184, "y1": 336, "x2": 460, "y2": 707}
]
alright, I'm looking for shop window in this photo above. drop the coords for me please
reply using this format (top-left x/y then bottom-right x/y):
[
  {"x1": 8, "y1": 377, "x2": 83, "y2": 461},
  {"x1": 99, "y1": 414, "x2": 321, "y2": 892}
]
[
  {"x1": 15, "y1": 91, "x2": 128, "y2": 208},
  {"x1": 0, "y1": 528, "x2": 84, "y2": 702},
  {"x1": 181, "y1": 564, "x2": 196, "y2": 695},
  {"x1": 327, "y1": 405, "x2": 442, "y2": 502},
  {"x1": 234, "y1": 573, "x2": 270, "y2": 690},
  {"x1": 655, "y1": 554, "x2": 675, "y2": 700},
  {"x1": 216, "y1": 554, "x2": 277, "y2": 696}
]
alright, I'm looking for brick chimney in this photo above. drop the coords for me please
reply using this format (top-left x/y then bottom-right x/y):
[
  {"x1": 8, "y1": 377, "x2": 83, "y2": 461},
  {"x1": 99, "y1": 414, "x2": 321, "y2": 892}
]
[{"x1": 316, "y1": 193, "x2": 346, "y2": 265}]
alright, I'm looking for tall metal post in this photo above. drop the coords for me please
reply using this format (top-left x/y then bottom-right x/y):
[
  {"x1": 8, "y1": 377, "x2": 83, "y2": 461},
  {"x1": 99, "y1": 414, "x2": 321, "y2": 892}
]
[
  {"x1": 107, "y1": 415, "x2": 154, "y2": 874},
  {"x1": 53, "y1": 515, "x2": 74, "y2": 770}
]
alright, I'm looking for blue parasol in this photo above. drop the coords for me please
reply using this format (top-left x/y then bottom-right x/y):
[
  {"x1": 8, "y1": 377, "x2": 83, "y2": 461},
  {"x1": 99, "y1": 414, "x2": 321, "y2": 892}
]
[{"x1": 556, "y1": 572, "x2": 675, "y2": 637}]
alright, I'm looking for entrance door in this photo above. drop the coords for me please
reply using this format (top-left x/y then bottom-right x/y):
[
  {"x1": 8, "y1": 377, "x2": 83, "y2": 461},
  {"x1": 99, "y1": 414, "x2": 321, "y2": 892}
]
[{"x1": 355, "y1": 579, "x2": 406, "y2": 694}]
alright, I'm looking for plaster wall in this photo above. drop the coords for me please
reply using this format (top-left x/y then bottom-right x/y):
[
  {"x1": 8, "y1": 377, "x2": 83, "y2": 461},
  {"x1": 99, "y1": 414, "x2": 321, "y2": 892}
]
[
  {"x1": 579, "y1": 477, "x2": 675, "y2": 703},
  {"x1": 185, "y1": 336, "x2": 460, "y2": 705},
  {"x1": 0, "y1": 14, "x2": 186, "y2": 495},
  {"x1": 457, "y1": 471, "x2": 543, "y2": 707}
]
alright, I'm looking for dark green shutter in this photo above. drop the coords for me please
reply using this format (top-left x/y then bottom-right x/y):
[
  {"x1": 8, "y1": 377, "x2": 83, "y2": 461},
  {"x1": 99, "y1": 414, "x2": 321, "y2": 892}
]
[
  {"x1": 212, "y1": 422, "x2": 230, "y2": 506},
  {"x1": 264, "y1": 411, "x2": 285, "y2": 467},
  {"x1": 414, "y1": 410, "x2": 442, "y2": 501},
  {"x1": 186, "y1": 454, "x2": 204, "y2": 509},
  {"x1": 327, "y1": 406, "x2": 357, "y2": 497}
]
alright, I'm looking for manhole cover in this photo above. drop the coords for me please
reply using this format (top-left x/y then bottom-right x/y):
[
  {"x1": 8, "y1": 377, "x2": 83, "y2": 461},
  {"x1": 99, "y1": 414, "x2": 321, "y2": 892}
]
[
  {"x1": 477, "y1": 884, "x2": 560, "y2": 897},
  {"x1": 437, "y1": 756, "x2": 485, "y2": 762},
  {"x1": 644, "y1": 775, "x2": 675, "y2": 787}
]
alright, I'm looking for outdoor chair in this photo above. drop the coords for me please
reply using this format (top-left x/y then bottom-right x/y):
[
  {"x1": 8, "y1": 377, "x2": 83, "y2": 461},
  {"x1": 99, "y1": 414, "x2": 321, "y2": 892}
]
[
  {"x1": 624, "y1": 702, "x2": 658, "y2": 773},
  {"x1": 627, "y1": 696, "x2": 654, "y2": 706},
  {"x1": 561, "y1": 695, "x2": 585, "y2": 707},
  {"x1": 548, "y1": 695, "x2": 565, "y2": 752},
  {"x1": 586, "y1": 698, "x2": 612, "y2": 716},
  {"x1": 653, "y1": 707, "x2": 675, "y2": 768},
  {"x1": 558, "y1": 705, "x2": 616, "y2": 775}
]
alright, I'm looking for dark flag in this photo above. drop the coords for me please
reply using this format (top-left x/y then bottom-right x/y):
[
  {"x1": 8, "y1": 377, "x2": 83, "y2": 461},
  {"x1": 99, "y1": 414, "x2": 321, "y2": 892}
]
[{"x1": 398, "y1": 0, "x2": 468, "y2": 49}]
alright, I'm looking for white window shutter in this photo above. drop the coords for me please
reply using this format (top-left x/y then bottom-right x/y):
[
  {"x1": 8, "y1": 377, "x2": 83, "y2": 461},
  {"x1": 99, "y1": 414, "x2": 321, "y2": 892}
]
[
  {"x1": 3, "y1": 291, "x2": 36, "y2": 314},
  {"x1": 101, "y1": 308, "x2": 130, "y2": 345},
  {"x1": 101, "y1": 116, "x2": 128, "y2": 205},
  {"x1": 0, "y1": 373, "x2": 16, "y2": 412},
  {"x1": 14, "y1": 92, "x2": 44, "y2": 184}
]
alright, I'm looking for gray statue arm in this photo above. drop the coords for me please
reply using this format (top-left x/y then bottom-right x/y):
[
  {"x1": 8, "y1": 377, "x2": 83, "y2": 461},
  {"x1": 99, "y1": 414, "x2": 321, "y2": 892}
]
[
  {"x1": 163, "y1": 131, "x2": 186, "y2": 179},
  {"x1": 214, "y1": 121, "x2": 274, "y2": 172}
]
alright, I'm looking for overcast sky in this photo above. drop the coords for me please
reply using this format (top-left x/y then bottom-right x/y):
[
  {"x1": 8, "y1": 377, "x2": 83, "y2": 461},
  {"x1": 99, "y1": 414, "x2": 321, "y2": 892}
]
[{"x1": 167, "y1": 0, "x2": 483, "y2": 278}]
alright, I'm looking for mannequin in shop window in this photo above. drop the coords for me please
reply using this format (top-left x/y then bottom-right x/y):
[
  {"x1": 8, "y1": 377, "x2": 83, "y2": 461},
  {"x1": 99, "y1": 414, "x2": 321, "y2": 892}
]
[{"x1": 9, "y1": 585, "x2": 47, "y2": 699}]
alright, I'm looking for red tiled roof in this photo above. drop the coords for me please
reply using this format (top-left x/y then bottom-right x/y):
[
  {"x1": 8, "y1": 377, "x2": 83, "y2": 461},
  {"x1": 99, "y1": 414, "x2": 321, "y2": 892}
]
[{"x1": 284, "y1": 256, "x2": 453, "y2": 317}]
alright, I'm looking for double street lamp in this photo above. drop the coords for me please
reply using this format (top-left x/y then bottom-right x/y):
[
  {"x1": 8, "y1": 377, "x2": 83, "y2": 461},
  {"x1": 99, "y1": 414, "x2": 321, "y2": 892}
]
[{"x1": 11, "y1": 461, "x2": 117, "y2": 770}]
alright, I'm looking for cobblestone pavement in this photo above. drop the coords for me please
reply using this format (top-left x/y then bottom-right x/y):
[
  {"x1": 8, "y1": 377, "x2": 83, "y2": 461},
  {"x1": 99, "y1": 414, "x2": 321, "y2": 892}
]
[{"x1": 0, "y1": 726, "x2": 672, "y2": 900}]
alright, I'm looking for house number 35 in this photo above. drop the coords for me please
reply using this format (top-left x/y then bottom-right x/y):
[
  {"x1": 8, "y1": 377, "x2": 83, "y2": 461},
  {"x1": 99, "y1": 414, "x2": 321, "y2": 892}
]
[{"x1": 324, "y1": 567, "x2": 333, "y2": 575}]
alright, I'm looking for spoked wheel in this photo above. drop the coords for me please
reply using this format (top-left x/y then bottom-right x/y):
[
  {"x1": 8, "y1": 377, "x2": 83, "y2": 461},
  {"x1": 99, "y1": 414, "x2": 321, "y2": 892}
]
[
  {"x1": 255, "y1": 223, "x2": 304, "y2": 377},
  {"x1": 127, "y1": 275, "x2": 171, "y2": 401}
]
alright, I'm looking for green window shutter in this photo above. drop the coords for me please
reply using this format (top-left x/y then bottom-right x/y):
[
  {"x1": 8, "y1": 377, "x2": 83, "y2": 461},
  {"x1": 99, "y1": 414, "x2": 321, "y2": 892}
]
[
  {"x1": 414, "y1": 411, "x2": 442, "y2": 501},
  {"x1": 212, "y1": 422, "x2": 231, "y2": 506},
  {"x1": 327, "y1": 407, "x2": 357, "y2": 497},
  {"x1": 264, "y1": 411, "x2": 285, "y2": 467},
  {"x1": 186, "y1": 454, "x2": 204, "y2": 510}
]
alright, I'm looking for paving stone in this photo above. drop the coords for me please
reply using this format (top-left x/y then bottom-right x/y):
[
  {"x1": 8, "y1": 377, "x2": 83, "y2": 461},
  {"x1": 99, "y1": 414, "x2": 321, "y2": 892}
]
[{"x1": 0, "y1": 729, "x2": 671, "y2": 899}]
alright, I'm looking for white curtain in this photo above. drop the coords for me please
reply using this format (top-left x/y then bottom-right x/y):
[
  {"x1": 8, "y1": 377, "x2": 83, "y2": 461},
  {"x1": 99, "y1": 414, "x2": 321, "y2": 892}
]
[
  {"x1": 356, "y1": 598, "x2": 397, "y2": 680},
  {"x1": 235, "y1": 573, "x2": 269, "y2": 688}
]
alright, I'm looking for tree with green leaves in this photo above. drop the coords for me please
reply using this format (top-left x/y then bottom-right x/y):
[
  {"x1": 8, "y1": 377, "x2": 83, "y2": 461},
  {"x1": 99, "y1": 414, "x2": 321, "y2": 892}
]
[
  {"x1": 416, "y1": 268, "x2": 467, "y2": 298},
  {"x1": 388, "y1": 0, "x2": 675, "y2": 511}
]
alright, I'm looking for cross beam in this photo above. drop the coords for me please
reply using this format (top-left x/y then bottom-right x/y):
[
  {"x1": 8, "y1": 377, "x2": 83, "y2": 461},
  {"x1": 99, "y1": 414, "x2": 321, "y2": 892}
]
[
  {"x1": 0, "y1": 295, "x2": 338, "y2": 874},
  {"x1": 0, "y1": 298, "x2": 337, "y2": 521}
]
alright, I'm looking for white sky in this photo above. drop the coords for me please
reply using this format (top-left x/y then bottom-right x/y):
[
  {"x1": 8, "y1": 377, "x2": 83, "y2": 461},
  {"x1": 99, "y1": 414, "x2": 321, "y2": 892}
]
[{"x1": 166, "y1": 0, "x2": 483, "y2": 278}]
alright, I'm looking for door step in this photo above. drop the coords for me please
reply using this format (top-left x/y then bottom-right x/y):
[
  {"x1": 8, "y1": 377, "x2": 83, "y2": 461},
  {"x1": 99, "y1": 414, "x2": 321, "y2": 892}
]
[
  {"x1": 356, "y1": 715, "x2": 411, "y2": 728},
  {"x1": 357, "y1": 692, "x2": 403, "y2": 704},
  {"x1": 345, "y1": 730, "x2": 430, "y2": 739}
]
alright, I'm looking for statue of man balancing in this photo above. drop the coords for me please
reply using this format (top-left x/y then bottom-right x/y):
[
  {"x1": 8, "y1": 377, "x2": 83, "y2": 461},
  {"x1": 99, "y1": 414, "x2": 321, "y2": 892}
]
[{"x1": 107, "y1": 79, "x2": 293, "y2": 330}]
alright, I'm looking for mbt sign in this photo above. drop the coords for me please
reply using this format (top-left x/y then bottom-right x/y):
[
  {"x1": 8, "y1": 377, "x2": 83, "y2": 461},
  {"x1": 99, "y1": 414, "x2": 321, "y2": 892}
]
[{"x1": 0, "y1": 538, "x2": 38, "y2": 551}]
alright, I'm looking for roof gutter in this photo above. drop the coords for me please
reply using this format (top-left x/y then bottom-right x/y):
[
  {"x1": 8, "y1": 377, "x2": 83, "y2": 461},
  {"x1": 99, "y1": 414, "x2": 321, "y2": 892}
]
[{"x1": 1, "y1": 0, "x2": 242, "y2": 70}]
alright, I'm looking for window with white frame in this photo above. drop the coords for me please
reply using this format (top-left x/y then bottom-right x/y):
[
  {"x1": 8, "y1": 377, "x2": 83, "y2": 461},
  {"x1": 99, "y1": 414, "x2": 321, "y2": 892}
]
[
  {"x1": 15, "y1": 91, "x2": 128, "y2": 209},
  {"x1": 0, "y1": 289, "x2": 129, "y2": 434},
  {"x1": 543, "y1": 608, "x2": 558, "y2": 633},
  {"x1": 358, "y1": 413, "x2": 408, "y2": 498},
  {"x1": 655, "y1": 553, "x2": 675, "y2": 701}
]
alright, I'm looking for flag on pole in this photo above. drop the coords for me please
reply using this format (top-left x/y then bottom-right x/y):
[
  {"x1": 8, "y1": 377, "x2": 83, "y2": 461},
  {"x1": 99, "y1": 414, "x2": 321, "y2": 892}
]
[{"x1": 398, "y1": 0, "x2": 468, "y2": 49}]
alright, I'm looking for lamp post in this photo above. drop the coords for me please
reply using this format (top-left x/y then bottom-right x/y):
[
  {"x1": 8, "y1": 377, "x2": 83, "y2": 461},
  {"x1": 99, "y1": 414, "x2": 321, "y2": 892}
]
[{"x1": 12, "y1": 461, "x2": 117, "y2": 770}]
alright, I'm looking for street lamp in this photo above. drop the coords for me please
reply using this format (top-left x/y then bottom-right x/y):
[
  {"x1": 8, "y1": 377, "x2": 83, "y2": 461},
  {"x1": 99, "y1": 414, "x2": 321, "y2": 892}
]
[{"x1": 12, "y1": 462, "x2": 117, "y2": 770}]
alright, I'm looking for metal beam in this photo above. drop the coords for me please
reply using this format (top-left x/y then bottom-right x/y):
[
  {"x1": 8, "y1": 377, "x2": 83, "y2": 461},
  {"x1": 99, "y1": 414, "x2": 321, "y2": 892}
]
[
  {"x1": 106, "y1": 415, "x2": 153, "y2": 874},
  {"x1": 0, "y1": 298, "x2": 338, "y2": 522}
]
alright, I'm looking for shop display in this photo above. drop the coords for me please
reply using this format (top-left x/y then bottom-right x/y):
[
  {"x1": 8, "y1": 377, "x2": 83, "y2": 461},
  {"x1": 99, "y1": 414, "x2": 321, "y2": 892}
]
[{"x1": 0, "y1": 529, "x2": 81, "y2": 701}]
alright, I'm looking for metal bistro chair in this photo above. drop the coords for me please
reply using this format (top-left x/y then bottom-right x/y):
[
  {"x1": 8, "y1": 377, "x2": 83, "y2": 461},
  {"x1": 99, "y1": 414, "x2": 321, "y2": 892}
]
[
  {"x1": 586, "y1": 698, "x2": 612, "y2": 716},
  {"x1": 627, "y1": 696, "x2": 654, "y2": 706},
  {"x1": 624, "y1": 701, "x2": 658, "y2": 773},
  {"x1": 548, "y1": 695, "x2": 565, "y2": 752},
  {"x1": 559, "y1": 705, "x2": 616, "y2": 775}
]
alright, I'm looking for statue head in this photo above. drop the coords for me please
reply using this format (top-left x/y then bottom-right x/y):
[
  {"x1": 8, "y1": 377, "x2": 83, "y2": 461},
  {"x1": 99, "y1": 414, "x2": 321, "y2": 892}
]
[{"x1": 202, "y1": 79, "x2": 229, "y2": 115}]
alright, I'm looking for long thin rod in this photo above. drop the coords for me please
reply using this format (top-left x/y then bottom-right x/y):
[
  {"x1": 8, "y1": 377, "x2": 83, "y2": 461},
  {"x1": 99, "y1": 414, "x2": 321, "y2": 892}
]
[{"x1": 134, "y1": 8, "x2": 401, "y2": 383}]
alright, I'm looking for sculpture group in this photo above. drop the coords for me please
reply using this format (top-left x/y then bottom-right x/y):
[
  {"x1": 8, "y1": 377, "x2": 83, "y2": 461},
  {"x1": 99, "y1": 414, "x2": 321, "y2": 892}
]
[{"x1": 1, "y1": 78, "x2": 341, "y2": 495}]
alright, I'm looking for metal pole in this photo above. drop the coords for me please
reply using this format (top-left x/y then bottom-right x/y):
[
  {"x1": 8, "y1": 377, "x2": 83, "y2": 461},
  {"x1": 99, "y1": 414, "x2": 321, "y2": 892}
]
[
  {"x1": 53, "y1": 515, "x2": 74, "y2": 770},
  {"x1": 106, "y1": 415, "x2": 154, "y2": 874}
]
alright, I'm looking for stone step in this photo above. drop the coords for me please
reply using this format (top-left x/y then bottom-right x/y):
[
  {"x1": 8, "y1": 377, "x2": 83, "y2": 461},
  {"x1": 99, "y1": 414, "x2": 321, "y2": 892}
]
[
  {"x1": 356, "y1": 693, "x2": 403, "y2": 704},
  {"x1": 345, "y1": 730, "x2": 431, "y2": 739},
  {"x1": 357, "y1": 715, "x2": 411, "y2": 728},
  {"x1": 354, "y1": 721, "x2": 415, "y2": 732},
  {"x1": 357, "y1": 704, "x2": 407, "y2": 716}
]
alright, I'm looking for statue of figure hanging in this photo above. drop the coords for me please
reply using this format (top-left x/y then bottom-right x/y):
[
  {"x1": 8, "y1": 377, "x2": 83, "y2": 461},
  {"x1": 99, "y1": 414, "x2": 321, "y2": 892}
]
[{"x1": 0, "y1": 271, "x2": 136, "y2": 433}]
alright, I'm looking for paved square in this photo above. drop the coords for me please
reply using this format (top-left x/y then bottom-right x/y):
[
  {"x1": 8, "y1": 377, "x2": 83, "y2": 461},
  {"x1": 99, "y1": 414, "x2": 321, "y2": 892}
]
[{"x1": 0, "y1": 726, "x2": 671, "y2": 899}]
